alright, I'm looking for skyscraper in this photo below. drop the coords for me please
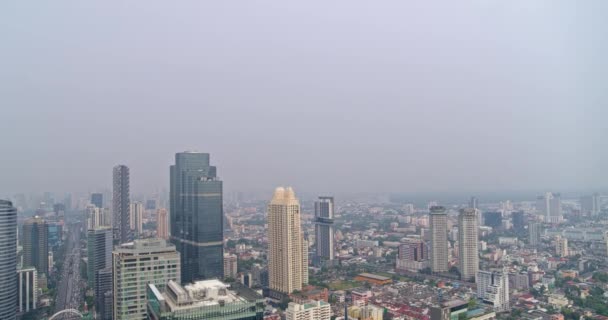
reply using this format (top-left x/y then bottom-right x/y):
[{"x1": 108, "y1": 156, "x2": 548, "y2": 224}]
[
  {"x1": 469, "y1": 196, "x2": 478, "y2": 210},
  {"x1": 314, "y1": 196, "x2": 335, "y2": 265},
  {"x1": 528, "y1": 221, "x2": 542, "y2": 247},
  {"x1": 0, "y1": 200, "x2": 17, "y2": 320},
  {"x1": 17, "y1": 267, "x2": 37, "y2": 313},
  {"x1": 91, "y1": 193, "x2": 103, "y2": 208},
  {"x1": 396, "y1": 238, "x2": 429, "y2": 272},
  {"x1": 112, "y1": 239, "x2": 181, "y2": 320},
  {"x1": 156, "y1": 208, "x2": 169, "y2": 239},
  {"x1": 87, "y1": 227, "x2": 112, "y2": 290},
  {"x1": 429, "y1": 206, "x2": 448, "y2": 273},
  {"x1": 22, "y1": 216, "x2": 49, "y2": 276},
  {"x1": 170, "y1": 152, "x2": 223, "y2": 282},
  {"x1": 458, "y1": 208, "x2": 479, "y2": 282},
  {"x1": 268, "y1": 187, "x2": 308, "y2": 294},
  {"x1": 86, "y1": 204, "x2": 112, "y2": 230},
  {"x1": 95, "y1": 268, "x2": 113, "y2": 320},
  {"x1": 130, "y1": 201, "x2": 144, "y2": 236},
  {"x1": 537, "y1": 192, "x2": 562, "y2": 223},
  {"x1": 113, "y1": 165, "x2": 131, "y2": 244},
  {"x1": 581, "y1": 193, "x2": 601, "y2": 216},
  {"x1": 477, "y1": 269, "x2": 510, "y2": 312}
]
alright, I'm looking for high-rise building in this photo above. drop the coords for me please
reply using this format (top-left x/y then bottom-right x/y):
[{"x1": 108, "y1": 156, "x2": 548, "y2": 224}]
[
  {"x1": 429, "y1": 206, "x2": 448, "y2": 273},
  {"x1": 396, "y1": 238, "x2": 428, "y2": 272},
  {"x1": 130, "y1": 201, "x2": 144, "y2": 236},
  {"x1": 22, "y1": 216, "x2": 49, "y2": 276},
  {"x1": 555, "y1": 236, "x2": 569, "y2": 257},
  {"x1": 482, "y1": 212, "x2": 502, "y2": 229},
  {"x1": 17, "y1": 267, "x2": 37, "y2": 313},
  {"x1": 537, "y1": 192, "x2": 562, "y2": 223},
  {"x1": 170, "y1": 152, "x2": 223, "y2": 282},
  {"x1": 477, "y1": 269, "x2": 509, "y2": 312},
  {"x1": 458, "y1": 208, "x2": 479, "y2": 282},
  {"x1": 223, "y1": 253, "x2": 238, "y2": 279},
  {"x1": 314, "y1": 196, "x2": 335, "y2": 265},
  {"x1": 268, "y1": 187, "x2": 308, "y2": 294},
  {"x1": 528, "y1": 221, "x2": 542, "y2": 247},
  {"x1": 113, "y1": 239, "x2": 181, "y2": 320},
  {"x1": 87, "y1": 227, "x2": 112, "y2": 290},
  {"x1": 286, "y1": 301, "x2": 331, "y2": 320},
  {"x1": 469, "y1": 197, "x2": 478, "y2": 210},
  {"x1": 0, "y1": 200, "x2": 17, "y2": 320},
  {"x1": 91, "y1": 193, "x2": 103, "y2": 208},
  {"x1": 113, "y1": 165, "x2": 132, "y2": 244},
  {"x1": 95, "y1": 268, "x2": 113, "y2": 320},
  {"x1": 512, "y1": 211, "x2": 525, "y2": 232},
  {"x1": 147, "y1": 280, "x2": 265, "y2": 320},
  {"x1": 86, "y1": 204, "x2": 112, "y2": 230},
  {"x1": 156, "y1": 208, "x2": 169, "y2": 239},
  {"x1": 581, "y1": 193, "x2": 601, "y2": 216}
]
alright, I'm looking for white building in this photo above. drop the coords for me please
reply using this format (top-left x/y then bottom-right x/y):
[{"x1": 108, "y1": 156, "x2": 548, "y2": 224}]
[
  {"x1": 286, "y1": 300, "x2": 331, "y2": 320},
  {"x1": 477, "y1": 269, "x2": 510, "y2": 313},
  {"x1": 555, "y1": 236, "x2": 569, "y2": 257},
  {"x1": 129, "y1": 201, "x2": 144, "y2": 236},
  {"x1": 458, "y1": 208, "x2": 479, "y2": 282},
  {"x1": 223, "y1": 253, "x2": 238, "y2": 279},
  {"x1": 17, "y1": 267, "x2": 37, "y2": 313},
  {"x1": 430, "y1": 206, "x2": 448, "y2": 273}
]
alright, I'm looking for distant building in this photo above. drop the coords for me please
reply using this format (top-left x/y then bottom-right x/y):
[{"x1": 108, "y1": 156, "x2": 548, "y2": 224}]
[
  {"x1": 477, "y1": 269, "x2": 509, "y2": 312},
  {"x1": 482, "y1": 212, "x2": 502, "y2": 229},
  {"x1": 17, "y1": 267, "x2": 37, "y2": 313},
  {"x1": 130, "y1": 201, "x2": 144, "y2": 236},
  {"x1": 314, "y1": 196, "x2": 335, "y2": 265},
  {"x1": 554, "y1": 236, "x2": 569, "y2": 257},
  {"x1": 22, "y1": 216, "x2": 49, "y2": 276},
  {"x1": 223, "y1": 253, "x2": 238, "y2": 279},
  {"x1": 86, "y1": 204, "x2": 112, "y2": 230},
  {"x1": 512, "y1": 211, "x2": 525, "y2": 232},
  {"x1": 354, "y1": 273, "x2": 392, "y2": 286},
  {"x1": 286, "y1": 300, "x2": 331, "y2": 320},
  {"x1": 113, "y1": 239, "x2": 181, "y2": 320},
  {"x1": 156, "y1": 208, "x2": 169, "y2": 239},
  {"x1": 95, "y1": 268, "x2": 113, "y2": 320},
  {"x1": 430, "y1": 300, "x2": 468, "y2": 320},
  {"x1": 537, "y1": 192, "x2": 562, "y2": 223},
  {"x1": 396, "y1": 238, "x2": 428, "y2": 272},
  {"x1": 581, "y1": 193, "x2": 601, "y2": 216},
  {"x1": 430, "y1": 206, "x2": 448, "y2": 273},
  {"x1": 458, "y1": 208, "x2": 479, "y2": 282},
  {"x1": 528, "y1": 221, "x2": 542, "y2": 247},
  {"x1": 147, "y1": 279, "x2": 265, "y2": 320},
  {"x1": 0, "y1": 200, "x2": 17, "y2": 320},
  {"x1": 91, "y1": 193, "x2": 103, "y2": 208},
  {"x1": 469, "y1": 197, "x2": 479, "y2": 210},
  {"x1": 348, "y1": 304, "x2": 384, "y2": 320},
  {"x1": 113, "y1": 165, "x2": 132, "y2": 244},
  {"x1": 87, "y1": 227, "x2": 112, "y2": 292}
]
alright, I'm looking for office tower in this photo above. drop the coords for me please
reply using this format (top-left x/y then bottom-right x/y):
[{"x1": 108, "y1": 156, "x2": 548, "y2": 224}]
[
  {"x1": 469, "y1": 196, "x2": 478, "y2": 210},
  {"x1": 147, "y1": 280, "x2": 265, "y2": 320},
  {"x1": 95, "y1": 268, "x2": 113, "y2": 320},
  {"x1": 314, "y1": 196, "x2": 335, "y2": 265},
  {"x1": 429, "y1": 206, "x2": 448, "y2": 273},
  {"x1": 113, "y1": 239, "x2": 181, "y2": 320},
  {"x1": 48, "y1": 222, "x2": 63, "y2": 249},
  {"x1": 145, "y1": 199, "x2": 156, "y2": 210},
  {"x1": 0, "y1": 200, "x2": 17, "y2": 320},
  {"x1": 528, "y1": 221, "x2": 542, "y2": 247},
  {"x1": 537, "y1": 192, "x2": 562, "y2": 223},
  {"x1": 482, "y1": 212, "x2": 502, "y2": 229},
  {"x1": 581, "y1": 193, "x2": 601, "y2": 216},
  {"x1": 268, "y1": 187, "x2": 308, "y2": 294},
  {"x1": 555, "y1": 236, "x2": 569, "y2": 257},
  {"x1": 86, "y1": 204, "x2": 112, "y2": 230},
  {"x1": 17, "y1": 267, "x2": 37, "y2": 313},
  {"x1": 458, "y1": 208, "x2": 479, "y2": 282},
  {"x1": 130, "y1": 201, "x2": 144, "y2": 236},
  {"x1": 170, "y1": 152, "x2": 224, "y2": 282},
  {"x1": 223, "y1": 253, "x2": 238, "y2": 279},
  {"x1": 91, "y1": 193, "x2": 103, "y2": 208},
  {"x1": 113, "y1": 165, "x2": 132, "y2": 244},
  {"x1": 286, "y1": 301, "x2": 331, "y2": 320},
  {"x1": 512, "y1": 211, "x2": 525, "y2": 232},
  {"x1": 87, "y1": 227, "x2": 112, "y2": 290},
  {"x1": 22, "y1": 216, "x2": 49, "y2": 276},
  {"x1": 156, "y1": 208, "x2": 169, "y2": 239},
  {"x1": 396, "y1": 238, "x2": 428, "y2": 272},
  {"x1": 477, "y1": 269, "x2": 510, "y2": 312}
]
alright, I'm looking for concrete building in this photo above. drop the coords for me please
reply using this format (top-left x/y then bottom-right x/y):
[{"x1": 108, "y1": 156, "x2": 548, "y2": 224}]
[
  {"x1": 113, "y1": 165, "x2": 132, "y2": 244},
  {"x1": 314, "y1": 196, "x2": 335, "y2": 265},
  {"x1": 396, "y1": 238, "x2": 428, "y2": 272},
  {"x1": 95, "y1": 268, "x2": 113, "y2": 320},
  {"x1": 537, "y1": 192, "x2": 562, "y2": 223},
  {"x1": 147, "y1": 279, "x2": 265, "y2": 320},
  {"x1": 113, "y1": 239, "x2": 181, "y2": 320},
  {"x1": 430, "y1": 206, "x2": 448, "y2": 273},
  {"x1": 86, "y1": 204, "x2": 112, "y2": 230},
  {"x1": 87, "y1": 227, "x2": 113, "y2": 290},
  {"x1": 170, "y1": 152, "x2": 224, "y2": 282},
  {"x1": 286, "y1": 301, "x2": 331, "y2": 320},
  {"x1": 130, "y1": 201, "x2": 144, "y2": 236},
  {"x1": 458, "y1": 208, "x2": 479, "y2": 282},
  {"x1": 555, "y1": 236, "x2": 569, "y2": 257},
  {"x1": 529, "y1": 221, "x2": 542, "y2": 247},
  {"x1": 0, "y1": 200, "x2": 17, "y2": 320},
  {"x1": 223, "y1": 253, "x2": 238, "y2": 279},
  {"x1": 22, "y1": 216, "x2": 49, "y2": 276},
  {"x1": 91, "y1": 193, "x2": 103, "y2": 208},
  {"x1": 477, "y1": 269, "x2": 509, "y2": 313},
  {"x1": 512, "y1": 211, "x2": 525, "y2": 232},
  {"x1": 17, "y1": 267, "x2": 37, "y2": 313},
  {"x1": 581, "y1": 193, "x2": 601, "y2": 216},
  {"x1": 268, "y1": 187, "x2": 308, "y2": 294},
  {"x1": 348, "y1": 304, "x2": 384, "y2": 320},
  {"x1": 156, "y1": 208, "x2": 169, "y2": 239}
]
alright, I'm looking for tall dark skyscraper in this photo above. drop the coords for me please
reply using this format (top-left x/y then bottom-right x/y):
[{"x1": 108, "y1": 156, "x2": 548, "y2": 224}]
[
  {"x1": 113, "y1": 165, "x2": 131, "y2": 244},
  {"x1": 483, "y1": 211, "x2": 502, "y2": 229},
  {"x1": 314, "y1": 196, "x2": 334, "y2": 265},
  {"x1": 91, "y1": 193, "x2": 103, "y2": 208},
  {"x1": 0, "y1": 200, "x2": 17, "y2": 320},
  {"x1": 170, "y1": 152, "x2": 223, "y2": 282},
  {"x1": 23, "y1": 216, "x2": 49, "y2": 277}
]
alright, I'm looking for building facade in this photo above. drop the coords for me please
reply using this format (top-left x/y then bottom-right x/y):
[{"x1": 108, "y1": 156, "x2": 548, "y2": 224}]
[
  {"x1": 91, "y1": 193, "x2": 103, "y2": 208},
  {"x1": 223, "y1": 253, "x2": 238, "y2": 279},
  {"x1": 130, "y1": 201, "x2": 144, "y2": 236},
  {"x1": 113, "y1": 165, "x2": 132, "y2": 244},
  {"x1": 430, "y1": 206, "x2": 448, "y2": 273},
  {"x1": 0, "y1": 200, "x2": 17, "y2": 320},
  {"x1": 22, "y1": 216, "x2": 49, "y2": 276},
  {"x1": 396, "y1": 238, "x2": 428, "y2": 272},
  {"x1": 156, "y1": 208, "x2": 169, "y2": 239},
  {"x1": 529, "y1": 221, "x2": 542, "y2": 247},
  {"x1": 314, "y1": 196, "x2": 335, "y2": 265},
  {"x1": 95, "y1": 268, "x2": 113, "y2": 320},
  {"x1": 17, "y1": 267, "x2": 37, "y2": 313},
  {"x1": 170, "y1": 152, "x2": 224, "y2": 282},
  {"x1": 87, "y1": 227, "x2": 113, "y2": 290},
  {"x1": 113, "y1": 239, "x2": 181, "y2": 320},
  {"x1": 268, "y1": 187, "x2": 308, "y2": 294},
  {"x1": 286, "y1": 301, "x2": 331, "y2": 320},
  {"x1": 477, "y1": 269, "x2": 510, "y2": 312},
  {"x1": 458, "y1": 208, "x2": 479, "y2": 282}
]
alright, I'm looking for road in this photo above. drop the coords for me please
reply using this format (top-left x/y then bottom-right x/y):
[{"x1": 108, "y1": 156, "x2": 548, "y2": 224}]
[{"x1": 54, "y1": 223, "x2": 84, "y2": 319}]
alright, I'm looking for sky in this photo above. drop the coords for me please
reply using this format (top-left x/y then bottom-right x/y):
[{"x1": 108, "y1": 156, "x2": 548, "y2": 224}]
[{"x1": 1, "y1": 1, "x2": 607, "y2": 197}]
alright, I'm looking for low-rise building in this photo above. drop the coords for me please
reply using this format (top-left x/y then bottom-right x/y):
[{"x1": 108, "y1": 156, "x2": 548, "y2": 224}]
[{"x1": 286, "y1": 300, "x2": 331, "y2": 320}]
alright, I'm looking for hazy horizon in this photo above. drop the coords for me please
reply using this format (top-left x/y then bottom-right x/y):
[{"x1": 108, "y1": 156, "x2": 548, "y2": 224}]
[{"x1": 2, "y1": 1, "x2": 607, "y2": 196}]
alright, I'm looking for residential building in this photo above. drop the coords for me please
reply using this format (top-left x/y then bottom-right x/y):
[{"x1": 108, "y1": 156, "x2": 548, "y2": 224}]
[
  {"x1": 396, "y1": 238, "x2": 428, "y2": 272},
  {"x1": 147, "y1": 279, "x2": 264, "y2": 320},
  {"x1": 314, "y1": 196, "x2": 335, "y2": 265},
  {"x1": 113, "y1": 165, "x2": 132, "y2": 244},
  {"x1": 170, "y1": 152, "x2": 224, "y2": 282},
  {"x1": 113, "y1": 239, "x2": 181, "y2": 320},
  {"x1": 529, "y1": 221, "x2": 542, "y2": 247},
  {"x1": 286, "y1": 301, "x2": 331, "y2": 320},
  {"x1": 156, "y1": 208, "x2": 169, "y2": 239},
  {"x1": 22, "y1": 216, "x2": 49, "y2": 276},
  {"x1": 17, "y1": 267, "x2": 37, "y2": 313},
  {"x1": 223, "y1": 253, "x2": 238, "y2": 279},
  {"x1": 348, "y1": 304, "x2": 384, "y2": 320},
  {"x1": 130, "y1": 201, "x2": 144, "y2": 236},
  {"x1": 458, "y1": 208, "x2": 479, "y2": 282},
  {"x1": 555, "y1": 236, "x2": 568, "y2": 257},
  {"x1": 477, "y1": 269, "x2": 509, "y2": 312},
  {"x1": 0, "y1": 200, "x2": 17, "y2": 320},
  {"x1": 430, "y1": 206, "x2": 448, "y2": 273},
  {"x1": 268, "y1": 187, "x2": 308, "y2": 294}
]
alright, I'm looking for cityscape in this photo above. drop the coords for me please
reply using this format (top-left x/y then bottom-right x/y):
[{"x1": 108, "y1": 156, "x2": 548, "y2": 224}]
[{"x1": 2, "y1": 1, "x2": 607, "y2": 320}]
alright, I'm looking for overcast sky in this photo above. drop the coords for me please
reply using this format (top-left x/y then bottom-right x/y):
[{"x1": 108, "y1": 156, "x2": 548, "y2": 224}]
[{"x1": 1, "y1": 1, "x2": 607, "y2": 196}]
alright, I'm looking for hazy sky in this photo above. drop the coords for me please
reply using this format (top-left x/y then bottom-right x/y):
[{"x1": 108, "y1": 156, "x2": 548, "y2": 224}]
[{"x1": 1, "y1": 1, "x2": 607, "y2": 196}]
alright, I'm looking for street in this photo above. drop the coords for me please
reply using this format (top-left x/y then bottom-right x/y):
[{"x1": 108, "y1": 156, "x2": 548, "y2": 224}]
[{"x1": 54, "y1": 223, "x2": 84, "y2": 319}]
